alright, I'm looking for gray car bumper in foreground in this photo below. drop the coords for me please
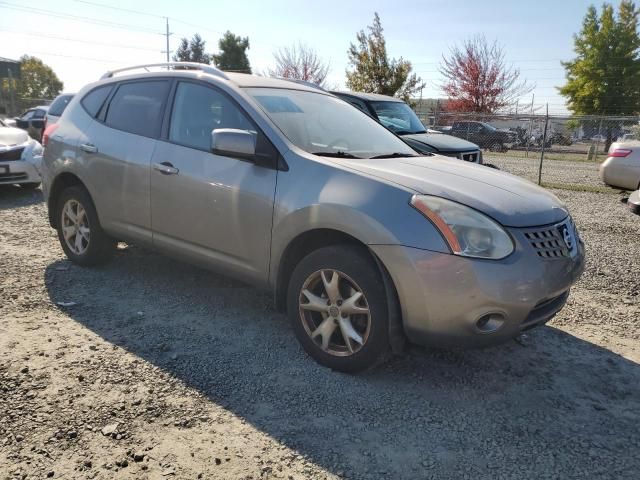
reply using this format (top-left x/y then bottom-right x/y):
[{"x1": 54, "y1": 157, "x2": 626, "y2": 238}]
[{"x1": 371, "y1": 233, "x2": 585, "y2": 349}]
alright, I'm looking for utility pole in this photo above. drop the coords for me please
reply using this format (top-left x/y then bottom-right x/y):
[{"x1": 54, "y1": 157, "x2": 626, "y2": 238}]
[{"x1": 161, "y1": 17, "x2": 172, "y2": 66}]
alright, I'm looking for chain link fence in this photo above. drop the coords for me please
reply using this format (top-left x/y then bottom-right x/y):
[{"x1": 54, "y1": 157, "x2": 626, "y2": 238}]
[
  {"x1": 0, "y1": 95, "x2": 52, "y2": 118},
  {"x1": 415, "y1": 110, "x2": 639, "y2": 192}
]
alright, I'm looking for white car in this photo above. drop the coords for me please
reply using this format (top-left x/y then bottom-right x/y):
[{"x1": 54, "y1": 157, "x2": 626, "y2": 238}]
[
  {"x1": 0, "y1": 118, "x2": 44, "y2": 189},
  {"x1": 599, "y1": 141, "x2": 640, "y2": 191},
  {"x1": 628, "y1": 189, "x2": 640, "y2": 215}
]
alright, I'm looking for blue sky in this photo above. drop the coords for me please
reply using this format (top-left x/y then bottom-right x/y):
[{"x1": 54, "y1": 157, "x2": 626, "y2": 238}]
[{"x1": 0, "y1": 0, "x2": 598, "y2": 113}]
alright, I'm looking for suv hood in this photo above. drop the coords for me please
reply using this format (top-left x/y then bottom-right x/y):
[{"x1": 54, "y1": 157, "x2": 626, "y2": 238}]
[
  {"x1": 342, "y1": 155, "x2": 568, "y2": 227},
  {"x1": 403, "y1": 132, "x2": 479, "y2": 152},
  {"x1": 0, "y1": 126, "x2": 29, "y2": 148}
]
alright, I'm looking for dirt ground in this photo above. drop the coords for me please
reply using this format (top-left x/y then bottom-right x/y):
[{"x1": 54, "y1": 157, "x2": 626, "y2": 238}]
[{"x1": 1, "y1": 184, "x2": 639, "y2": 480}]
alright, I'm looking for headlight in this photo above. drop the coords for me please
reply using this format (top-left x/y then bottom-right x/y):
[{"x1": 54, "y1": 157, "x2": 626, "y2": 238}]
[{"x1": 410, "y1": 195, "x2": 514, "y2": 259}]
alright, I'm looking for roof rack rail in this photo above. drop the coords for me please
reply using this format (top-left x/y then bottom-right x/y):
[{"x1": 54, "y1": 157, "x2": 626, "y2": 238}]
[
  {"x1": 278, "y1": 78, "x2": 326, "y2": 92},
  {"x1": 100, "y1": 62, "x2": 229, "y2": 80}
]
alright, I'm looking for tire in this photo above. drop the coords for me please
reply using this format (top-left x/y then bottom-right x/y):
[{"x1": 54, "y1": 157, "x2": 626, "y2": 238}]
[
  {"x1": 19, "y1": 182, "x2": 40, "y2": 190},
  {"x1": 287, "y1": 245, "x2": 390, "y2": 373},
  {"x1": 55, "y1": 186, "x2": 115, "y2": 266},
  {"x1": 489, "y1": 142, "x2": 503, "y2": 152}
]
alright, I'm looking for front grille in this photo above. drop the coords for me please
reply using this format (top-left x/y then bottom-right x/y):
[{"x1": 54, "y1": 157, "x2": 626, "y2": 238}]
[
  {"x1": 0, "y1": 147, "x2": 25, "y2": 161},
  {"x1": 458, "y1": 150, "x2": 480, "y2": 162},
  {"x1": 523, "y1": 217, "x2": 579, "y2": 259},
  {"x1": 0, "y1": 172, "x2": 28, "y2": 182}
]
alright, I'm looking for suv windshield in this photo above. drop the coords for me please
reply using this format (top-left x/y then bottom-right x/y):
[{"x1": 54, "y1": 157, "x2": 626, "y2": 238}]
[
  {"x1": 369, "y1": 101, "x2": 426, "y2": 135},
  {"x1": 246, "y1": 88, "x2": 417, "y2": 159}
]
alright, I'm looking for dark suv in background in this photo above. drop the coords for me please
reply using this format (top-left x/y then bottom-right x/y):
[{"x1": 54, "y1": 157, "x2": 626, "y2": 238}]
[
  {"x1": 449, "y1": 121, "x2": 516, "y2": 152},
  {"x1": 333, "y1": 91, "x2": 483, "y2": 164}
]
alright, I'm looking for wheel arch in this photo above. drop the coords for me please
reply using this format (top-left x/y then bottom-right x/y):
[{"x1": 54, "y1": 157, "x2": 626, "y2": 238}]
[
  {"x1": 47, "y1": 172, "x2": 88, "y2": 228},
  {"x1": 273, "y1": 228, "x2": 406, "y2": 354}
]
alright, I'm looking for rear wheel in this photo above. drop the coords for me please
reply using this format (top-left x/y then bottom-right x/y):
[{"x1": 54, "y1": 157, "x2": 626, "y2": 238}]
[
  {"x1": 55, "y1": 186, "x2": 115, "y2": 266},
  {"x1": 287, "y1": 245, "x2": 389, "y2": 373}
]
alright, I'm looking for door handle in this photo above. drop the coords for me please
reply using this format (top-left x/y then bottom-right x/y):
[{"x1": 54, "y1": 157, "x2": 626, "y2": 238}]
[
  {"x1": 80, "y1": 143, "x2": 98, "y2": 154},
  {"x1": 153, "y1": 162, "x2": 179, "y2": 175}
]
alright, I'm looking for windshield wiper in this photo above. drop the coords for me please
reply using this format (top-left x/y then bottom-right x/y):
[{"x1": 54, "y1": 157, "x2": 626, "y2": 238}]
[
  {"x1": 369, "y1": 152, "x2": 419, "y2": 159},
  {"x1": 311, "y1": 151, "x2": 362, "y2": 159}
]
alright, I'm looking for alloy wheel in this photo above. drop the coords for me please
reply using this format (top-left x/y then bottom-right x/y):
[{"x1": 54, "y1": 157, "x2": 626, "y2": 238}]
[
  {"x1": 298, "y1": 269, "x2": 371, "y2": 357},
  {"x1": 61, "y1": 199, "x2": 90, "y2": 255}
]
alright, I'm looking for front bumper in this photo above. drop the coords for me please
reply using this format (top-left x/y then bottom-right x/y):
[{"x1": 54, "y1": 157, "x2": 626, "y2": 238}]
[
  {"x1": 0, "y1": 159, "x2": 42, "y2": 185},
  {"x1": 371, "y1": 227, "x2": 585, "y2": 349},
  {"x1": 628, "y1": 190, "x2": 640, "y2": 216}
]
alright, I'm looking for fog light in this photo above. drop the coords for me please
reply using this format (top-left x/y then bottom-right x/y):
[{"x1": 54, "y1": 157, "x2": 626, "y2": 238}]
[{"x1": 475, "y1": 313, "x2": 505, "y2": 333}]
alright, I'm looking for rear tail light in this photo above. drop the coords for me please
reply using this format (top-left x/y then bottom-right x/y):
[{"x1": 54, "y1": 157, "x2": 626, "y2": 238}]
[
  {"x1": 610, "y1": 148, "x2": 632, "y2": 157},
  {"x1": 42, "y1": 123, "x2": 59, "y2": 148}
]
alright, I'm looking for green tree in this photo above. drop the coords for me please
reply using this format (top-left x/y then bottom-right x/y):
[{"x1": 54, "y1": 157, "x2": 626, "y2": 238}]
[
  {"x1": 212, "y1": 31, "x2": 251, "y2": 73},
  {"x1": 173, "y1": 33, "x2": 212, "y2": 64},
  {"x1": 346, "y1": 12, "x2": 424, "y2": 102},
  {"x1": 16, "y1": 55, "x2": 63, "y2": 100},
  {"x1": 560, "y1": 1, "x2": 640, "y2": 117}
]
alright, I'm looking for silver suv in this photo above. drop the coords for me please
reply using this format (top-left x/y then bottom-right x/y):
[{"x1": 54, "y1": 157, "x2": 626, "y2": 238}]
[{"x1": 43, "y1": 63, "x2": 585, "y2": 372}]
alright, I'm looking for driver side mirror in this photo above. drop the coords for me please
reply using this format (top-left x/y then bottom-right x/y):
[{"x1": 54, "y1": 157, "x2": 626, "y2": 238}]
[{"x1": 211, "y1": 128, "x2": 256, "y2": 160}]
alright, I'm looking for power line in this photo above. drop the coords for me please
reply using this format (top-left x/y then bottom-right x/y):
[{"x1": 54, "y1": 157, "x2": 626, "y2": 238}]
[
  {"x1": 67, "y1": 0, "x2": 278, "y2": 48},
  {"x1": 73, "y1": 0, "x2": 242, "y2": 39},
  {"x1": 72, "y1": 0, "x2": 165, "y2": 19},
  {"x1": 25, "y1": 50, "x2": 127, "y2": 65},
  {"x1": 0, "y1": 1, "x2": 160, "y2": 34},
  {"x1": 0, "y1": 30, "x2": 161, "y2": 52}
]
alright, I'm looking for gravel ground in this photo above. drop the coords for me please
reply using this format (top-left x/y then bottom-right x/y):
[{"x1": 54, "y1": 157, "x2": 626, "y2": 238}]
[
  {"x1": 485, "y1": 154, "x2": 606, "y2": 189},
  {"x1": 1, "y1": 182, "x2": 639, "y2": 480}
]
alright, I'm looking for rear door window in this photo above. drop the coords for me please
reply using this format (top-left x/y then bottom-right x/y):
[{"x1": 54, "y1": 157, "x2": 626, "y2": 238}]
[{"x1": 104, "y1": 81, "x2": 170, "y2": 138}]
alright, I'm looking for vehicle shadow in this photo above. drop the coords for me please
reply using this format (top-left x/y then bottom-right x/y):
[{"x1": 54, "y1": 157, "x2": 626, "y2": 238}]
[
  {"x1": 43, "y1": 247, "x2": 640, "y2": 479},
  {"x1": 0, "y1": 184, "x2": 43, "y2": 210}
]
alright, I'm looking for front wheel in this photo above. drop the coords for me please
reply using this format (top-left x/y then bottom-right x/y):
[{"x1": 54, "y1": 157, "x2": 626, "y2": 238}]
[
  {"x1": 489, "y1": 142, "x2": 504, "y2": 152},
  {"x1": 55, "y1": 186, "x2": 115, "y2": 266},
  {"x1": 287, "y1": 245, "x2": 390, "y2": 373}
]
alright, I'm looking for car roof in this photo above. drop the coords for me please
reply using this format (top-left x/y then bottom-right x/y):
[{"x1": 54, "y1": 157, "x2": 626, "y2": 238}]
[
  {"x1": 91, "y1": 69, "x2": 328, "y2": 95},
  {"x1": 331, "y1": 91, "x2": 404, "y2": 103},
  {"x1": 224, "y1": 72, "x2": 325, "y2": 92}
]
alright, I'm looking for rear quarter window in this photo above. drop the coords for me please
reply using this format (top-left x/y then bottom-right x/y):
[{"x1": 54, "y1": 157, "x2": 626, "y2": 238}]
[
  {"x1": 81, "y1": 85, "x2": 113, "y2": 118},
  {"x1": 48, "y1": 94, "x2": 74, "y2": 116}
]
